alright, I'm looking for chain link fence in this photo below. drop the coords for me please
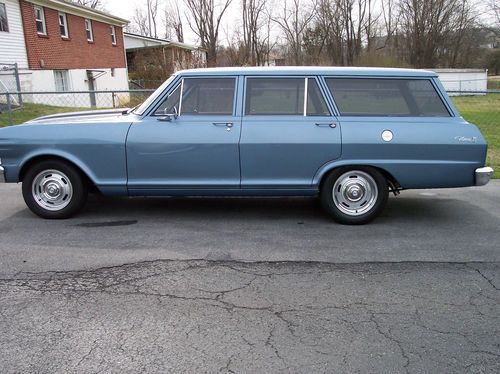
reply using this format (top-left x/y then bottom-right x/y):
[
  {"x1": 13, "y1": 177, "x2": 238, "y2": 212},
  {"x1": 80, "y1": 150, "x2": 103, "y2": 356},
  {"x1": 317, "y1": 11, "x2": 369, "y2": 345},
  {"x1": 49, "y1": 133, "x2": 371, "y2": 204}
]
[{"x1": 0, "y1": 89, "x2": 154, "y2": 126}]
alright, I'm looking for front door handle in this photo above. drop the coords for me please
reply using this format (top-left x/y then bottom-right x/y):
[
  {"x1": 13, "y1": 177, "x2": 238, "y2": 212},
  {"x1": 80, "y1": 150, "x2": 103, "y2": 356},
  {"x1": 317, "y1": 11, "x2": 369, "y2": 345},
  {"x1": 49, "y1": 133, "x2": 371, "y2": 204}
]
[
  {"x1": 212, "y1": 122, "x2": 234, "y2": 131},
  {"x1": 315, "y1": 122, "x2": 337, "y2": 128}
]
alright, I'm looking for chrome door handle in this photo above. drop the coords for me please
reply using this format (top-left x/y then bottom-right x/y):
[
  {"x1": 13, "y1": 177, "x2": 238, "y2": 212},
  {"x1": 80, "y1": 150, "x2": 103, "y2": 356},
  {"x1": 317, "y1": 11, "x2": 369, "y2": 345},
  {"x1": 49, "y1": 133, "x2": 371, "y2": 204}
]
[
  {"x1": 315, "y1": 122, "x2": 337, "y2": 128},
  {"x1": 212, "y1": 122, "x2": 233, "y2": 131}
]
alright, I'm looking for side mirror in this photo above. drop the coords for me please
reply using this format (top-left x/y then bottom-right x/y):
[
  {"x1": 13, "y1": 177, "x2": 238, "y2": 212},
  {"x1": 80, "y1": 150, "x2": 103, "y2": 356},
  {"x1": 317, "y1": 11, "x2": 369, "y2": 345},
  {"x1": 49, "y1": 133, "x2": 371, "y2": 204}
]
[{"x1": 157, "y1": 106, "x2": 178, "y2": 122}]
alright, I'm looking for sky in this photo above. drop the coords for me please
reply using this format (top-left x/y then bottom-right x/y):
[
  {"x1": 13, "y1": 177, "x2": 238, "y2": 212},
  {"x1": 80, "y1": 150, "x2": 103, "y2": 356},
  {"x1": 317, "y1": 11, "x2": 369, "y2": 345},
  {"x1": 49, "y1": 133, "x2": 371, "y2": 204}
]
[{"x1": 103, "y1": 0, "x2": 242, "y2": 45}]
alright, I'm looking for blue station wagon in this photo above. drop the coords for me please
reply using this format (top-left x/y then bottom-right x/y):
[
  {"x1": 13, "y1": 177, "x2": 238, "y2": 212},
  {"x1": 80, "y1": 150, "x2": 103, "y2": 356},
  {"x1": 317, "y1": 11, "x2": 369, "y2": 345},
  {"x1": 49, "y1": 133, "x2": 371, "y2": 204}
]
[{"x1": 0, "y1": 67, "x2": 494, "y2": 224}]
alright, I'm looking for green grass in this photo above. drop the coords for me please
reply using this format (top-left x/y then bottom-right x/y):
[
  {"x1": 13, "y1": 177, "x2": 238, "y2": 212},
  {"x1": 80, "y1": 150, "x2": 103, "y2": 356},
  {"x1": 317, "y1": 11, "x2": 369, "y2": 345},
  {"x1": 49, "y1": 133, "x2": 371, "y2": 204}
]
[
  {"x1": 452, "y1": 94, "x2": 500, "y2": 179},
  {"x1": 0, "y1": 103, "x2": 91, "y2": 126}
]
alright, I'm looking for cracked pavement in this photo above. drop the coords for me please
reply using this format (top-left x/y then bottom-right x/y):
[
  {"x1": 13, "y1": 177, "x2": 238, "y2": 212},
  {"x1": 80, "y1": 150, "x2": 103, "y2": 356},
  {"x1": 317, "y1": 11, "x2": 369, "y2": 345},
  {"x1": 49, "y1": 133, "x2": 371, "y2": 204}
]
[{"x1": 0, "y1": 182, "x2": 499, "y2": 373}]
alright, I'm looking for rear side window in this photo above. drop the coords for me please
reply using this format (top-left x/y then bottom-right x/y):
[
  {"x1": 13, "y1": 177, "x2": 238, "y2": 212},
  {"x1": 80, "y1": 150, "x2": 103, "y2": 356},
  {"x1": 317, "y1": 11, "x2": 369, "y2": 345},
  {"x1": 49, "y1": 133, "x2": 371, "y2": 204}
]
[
  {"x1": 326, "y1": 78, "x2": 450, "y2": 117},
  {"x1": 181, "y1": 78, "x2": 235, "y2": 115}
]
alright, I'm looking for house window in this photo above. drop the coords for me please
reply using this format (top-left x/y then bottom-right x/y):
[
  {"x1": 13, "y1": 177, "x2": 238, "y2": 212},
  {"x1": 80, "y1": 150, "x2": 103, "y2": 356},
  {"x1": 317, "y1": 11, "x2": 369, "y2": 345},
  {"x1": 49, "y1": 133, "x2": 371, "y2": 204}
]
[
  {"x1": 54, "y1": 70, "x2": 70, "y2": 92},
  {"x1": 34, "y1": 6, "x2": 46, "y2": 35},
  {"x1": 85, "y1": 19, "x2": 93, "y2": 41},
  {"x1": 0, "y1": 3, "x2": 9, "y2": 32},
  {"x1": 58, "y1": 12, "x2": 68, "y2": 38},
  {"x1": 110, "y1": 25, "x2": 116, "y2": 45}
]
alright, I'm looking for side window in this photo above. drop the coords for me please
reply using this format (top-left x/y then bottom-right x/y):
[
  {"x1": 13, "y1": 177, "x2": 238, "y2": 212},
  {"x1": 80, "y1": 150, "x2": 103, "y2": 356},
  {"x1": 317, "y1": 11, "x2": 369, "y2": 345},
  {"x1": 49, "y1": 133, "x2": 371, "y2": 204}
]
[
  {"x1": 307, "y1": 78, "x2": 330, "y2": 116},
  {"x1": 246, "y1": 78, "x2": 304, "y2": 115},
  {"x1": 326, "y1": 78, "x2": 450, "y2": 117},
  {"x1": 408, "y1": 80, "x2": 450, "y2": 116},
  {"x1": 326, "y1": 78, "x2": 411, "y2": 116},
  {"x1": 181, "y1": 78, "x2": 235, "y2": 115},
  {"x1": 154, "y1": 83, "x2": 181, "y2": 116}
]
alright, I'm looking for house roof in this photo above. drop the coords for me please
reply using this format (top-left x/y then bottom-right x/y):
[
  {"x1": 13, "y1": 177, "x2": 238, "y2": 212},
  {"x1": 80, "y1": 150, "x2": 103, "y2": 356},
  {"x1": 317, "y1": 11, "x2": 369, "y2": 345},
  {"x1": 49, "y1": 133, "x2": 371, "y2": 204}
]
[
  {"x1": 123, "y1": 32, "x2": 204, "y2": 52},
  {"x1": 176, "y1": 66, "x2": 438, "y2": 77},
  {"x1": 27, "y1": 0, "x2": 129, "y2": 26}
]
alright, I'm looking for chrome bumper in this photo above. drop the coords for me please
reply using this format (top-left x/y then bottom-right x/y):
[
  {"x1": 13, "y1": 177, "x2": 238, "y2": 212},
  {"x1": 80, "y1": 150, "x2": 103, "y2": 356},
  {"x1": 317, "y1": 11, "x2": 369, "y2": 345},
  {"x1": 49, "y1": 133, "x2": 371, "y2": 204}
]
[
  {"x1": 0, "y1": 166, "x2": 5, "y2": 183},
  {"x1": 475, "y1": 167, "x2": 494, "y2": 186}
]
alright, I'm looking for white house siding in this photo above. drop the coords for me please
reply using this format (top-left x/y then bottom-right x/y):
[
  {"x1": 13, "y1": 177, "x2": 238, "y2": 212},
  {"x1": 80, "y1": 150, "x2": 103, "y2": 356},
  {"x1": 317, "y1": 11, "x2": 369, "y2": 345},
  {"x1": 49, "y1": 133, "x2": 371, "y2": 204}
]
[
  {"x1": 24, "y1": 68, "x2": 130, "y2": 108},
  {"x1": 434, "y1": 69, "x2": 488, "y2": 95},
  {"x1": 0, "y1": 0, "x2": 28, "y2": 68}
]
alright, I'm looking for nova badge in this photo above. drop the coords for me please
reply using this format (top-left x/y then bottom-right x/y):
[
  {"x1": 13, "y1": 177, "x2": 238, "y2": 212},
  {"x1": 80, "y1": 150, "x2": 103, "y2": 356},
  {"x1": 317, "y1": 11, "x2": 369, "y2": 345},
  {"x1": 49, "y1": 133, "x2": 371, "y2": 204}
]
[{"x1": 455, "y1": 136, "x2": 477, "y2": 143}]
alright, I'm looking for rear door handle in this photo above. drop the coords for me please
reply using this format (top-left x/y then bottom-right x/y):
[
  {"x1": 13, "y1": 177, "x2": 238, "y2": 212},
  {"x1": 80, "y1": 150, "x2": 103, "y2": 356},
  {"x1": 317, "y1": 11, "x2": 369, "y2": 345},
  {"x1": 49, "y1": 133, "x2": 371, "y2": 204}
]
[{"x1": 315, "y1": 122, "x2": 337, "y2": 128}]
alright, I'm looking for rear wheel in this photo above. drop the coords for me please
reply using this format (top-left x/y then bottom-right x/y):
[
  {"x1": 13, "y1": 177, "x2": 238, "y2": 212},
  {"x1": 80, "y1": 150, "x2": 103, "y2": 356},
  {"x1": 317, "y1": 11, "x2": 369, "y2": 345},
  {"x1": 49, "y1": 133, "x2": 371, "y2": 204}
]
[
  {"x1": 22, "y1": 160, "x2": 88, "y2": 219},
  {"x1": 320, "y1": 167, "x2": 388, "y2": 225}
]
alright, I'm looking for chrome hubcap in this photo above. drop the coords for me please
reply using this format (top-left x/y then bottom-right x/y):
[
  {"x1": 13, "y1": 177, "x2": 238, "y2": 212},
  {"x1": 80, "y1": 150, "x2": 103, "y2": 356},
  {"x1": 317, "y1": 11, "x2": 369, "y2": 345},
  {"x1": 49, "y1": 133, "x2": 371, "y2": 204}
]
[
  {"x1": 332, "y1": 171, "x2": 378, "y2": 216},
  {"x1": 32, "y1": 170, "x2": 73, "y2": 211}
]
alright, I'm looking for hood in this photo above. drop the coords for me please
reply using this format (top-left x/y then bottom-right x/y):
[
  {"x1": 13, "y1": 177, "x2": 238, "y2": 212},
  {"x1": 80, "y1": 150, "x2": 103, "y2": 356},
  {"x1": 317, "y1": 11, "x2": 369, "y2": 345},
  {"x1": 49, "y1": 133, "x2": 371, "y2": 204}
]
[{"x1": 25, "y1": 108, "x2": 131, "y2": 124}]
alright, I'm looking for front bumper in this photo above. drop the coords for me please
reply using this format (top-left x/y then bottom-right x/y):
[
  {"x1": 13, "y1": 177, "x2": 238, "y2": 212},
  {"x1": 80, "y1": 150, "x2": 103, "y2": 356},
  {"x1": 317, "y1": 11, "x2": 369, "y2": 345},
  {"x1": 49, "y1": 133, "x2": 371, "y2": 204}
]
[
  {"x1": 0, "y1": 166, "x2": 5, "y2": 183},
  {"x1": 475, "y1": 167, "x2": 494, "y2": 186}
]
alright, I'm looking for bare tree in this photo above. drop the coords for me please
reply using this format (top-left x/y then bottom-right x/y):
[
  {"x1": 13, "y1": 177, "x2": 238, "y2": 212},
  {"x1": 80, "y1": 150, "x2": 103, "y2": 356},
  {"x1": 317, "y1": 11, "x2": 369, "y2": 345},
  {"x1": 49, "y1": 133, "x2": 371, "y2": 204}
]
[
  {"x1": 398, "y1": 0, "x2": 476, "y2": 67},
  {"x1": 147, "y1": 0, "x2": 160, "y2": 38},
  {"x1": 128, "y1": 6, "x2": 150, "y2": 36},
  {"x1": 489, "y1": 0, "x2": 500, "y2": 25},
  {"x1": 164, "y1": 2, "x2": 184, "y2": 42},
  {"x1": 272, "y1": 0, "x2": 317, "y2": 65},
  {"x1": 184, "y1": 0, "x2": 233, "y2": 66},
  {"x1": 242, "y1": 0, "x2": 267, "y2": 65},
  {"x1": 72, "y1": 0, "x2": 103, "y2": 9}
]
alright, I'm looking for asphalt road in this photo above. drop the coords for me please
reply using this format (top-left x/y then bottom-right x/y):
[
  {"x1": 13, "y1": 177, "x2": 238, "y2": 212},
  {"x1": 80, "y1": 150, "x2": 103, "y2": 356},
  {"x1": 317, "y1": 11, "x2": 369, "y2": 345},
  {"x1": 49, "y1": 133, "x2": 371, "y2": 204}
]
[{"x1": 1, "y1": 182, "x2": 499, "y2": 373}]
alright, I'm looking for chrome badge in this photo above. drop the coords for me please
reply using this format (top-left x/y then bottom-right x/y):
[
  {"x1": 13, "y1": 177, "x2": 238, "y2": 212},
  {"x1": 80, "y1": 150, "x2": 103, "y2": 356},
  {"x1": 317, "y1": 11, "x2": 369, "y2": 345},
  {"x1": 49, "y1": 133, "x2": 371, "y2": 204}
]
[{"x1": 455, "y1": 136, "x2": 477, "y2": 143}]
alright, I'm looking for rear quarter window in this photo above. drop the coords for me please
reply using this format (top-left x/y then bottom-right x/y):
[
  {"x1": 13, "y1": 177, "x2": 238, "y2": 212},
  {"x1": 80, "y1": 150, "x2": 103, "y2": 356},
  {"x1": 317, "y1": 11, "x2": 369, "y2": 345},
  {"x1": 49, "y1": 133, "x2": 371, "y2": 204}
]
[{"x1": 325, "y1": 78, "x2": 450, "y2": 117}]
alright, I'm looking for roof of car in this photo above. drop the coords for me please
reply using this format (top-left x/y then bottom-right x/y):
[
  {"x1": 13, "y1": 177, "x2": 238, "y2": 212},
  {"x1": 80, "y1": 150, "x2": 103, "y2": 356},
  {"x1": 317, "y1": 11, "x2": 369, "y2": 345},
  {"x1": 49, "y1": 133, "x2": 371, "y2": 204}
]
[{"x1": 177, "y1": 66, "x2": 438, "y2": 77}]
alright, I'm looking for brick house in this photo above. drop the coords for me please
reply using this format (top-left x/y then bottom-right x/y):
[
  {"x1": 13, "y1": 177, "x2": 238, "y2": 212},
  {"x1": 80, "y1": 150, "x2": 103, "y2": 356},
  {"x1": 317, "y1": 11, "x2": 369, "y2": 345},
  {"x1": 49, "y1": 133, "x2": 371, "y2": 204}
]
[{"x1": 0, "y1": 0, "x2": 128, "y2": 107}]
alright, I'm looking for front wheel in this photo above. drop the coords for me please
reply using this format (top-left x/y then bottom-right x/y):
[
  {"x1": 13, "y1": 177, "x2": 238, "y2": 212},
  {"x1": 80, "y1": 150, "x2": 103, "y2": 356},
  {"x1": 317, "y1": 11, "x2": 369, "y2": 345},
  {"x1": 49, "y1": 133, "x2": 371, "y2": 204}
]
[
  {"x1": 22, "y1": 160, "x2": 88, "y2": 219},
  {"x1": 320, "y1": 167, "x2": 388, "y2": 225}
]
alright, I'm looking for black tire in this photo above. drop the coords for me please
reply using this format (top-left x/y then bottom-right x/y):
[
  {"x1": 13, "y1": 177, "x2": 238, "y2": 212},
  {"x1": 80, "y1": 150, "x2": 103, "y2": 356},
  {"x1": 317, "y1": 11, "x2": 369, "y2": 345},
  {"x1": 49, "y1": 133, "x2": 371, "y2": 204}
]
[
  {"x1": 22, "y1": 160, "x2": 88, "y2": 219},
  {"x1": 320, "y1": 166, "x2": 388, "y2": 225}
]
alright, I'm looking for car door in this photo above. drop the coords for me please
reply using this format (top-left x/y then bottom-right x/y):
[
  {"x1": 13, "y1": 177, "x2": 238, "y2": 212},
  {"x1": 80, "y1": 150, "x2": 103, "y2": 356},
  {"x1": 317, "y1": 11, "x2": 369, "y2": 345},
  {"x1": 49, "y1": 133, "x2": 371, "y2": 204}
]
[
  {"x1": 239, "y1": 76, "x2": 341, "y2": 190},
  {"x1": 126, "y1": 76, "x2": 241, "y2": 194}
]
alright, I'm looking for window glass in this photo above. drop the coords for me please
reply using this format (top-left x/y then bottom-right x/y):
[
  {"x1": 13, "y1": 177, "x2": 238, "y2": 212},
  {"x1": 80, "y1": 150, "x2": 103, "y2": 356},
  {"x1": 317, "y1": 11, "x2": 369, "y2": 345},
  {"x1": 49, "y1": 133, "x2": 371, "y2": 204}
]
[
  {"x1": 326, "y1": 78, "x2": 450, "y2": 117},
  {"x1": 0, "y1": 3, "x2": 9, "y2": 32},
  {"x1": 85, "y1": 19, "x2": 93, "y2": 41},
  {"x1": 246, "y1": 78, "x2": 304, "y2": 115},
  {"x1": 154, "y1": 84, "x2": 181, "y2": 116},
  {"x1": 307, "y1": 78, "x2": 330, "y2": 116},
  {"x1": 133, "y1": 74, "x2": 176, "y2": 115},
  {"x1": 59, "y1": 12, "x2": 68, "y2": 38},
  {"x1": 54, "y1": 70, "x2": 69, "y2": 92},
  {"x1": 408, "y1": 80, "x2": 450, "y2": 116},
  {"x1": 35, "y1": 6, "x2": 46, "y2": 35},
  {"x1": 181, "y1": 78, "x2": 235, "y2": 115},
  {"x1": 110, "y1": 25, "x2": 116, "y2": 44}
]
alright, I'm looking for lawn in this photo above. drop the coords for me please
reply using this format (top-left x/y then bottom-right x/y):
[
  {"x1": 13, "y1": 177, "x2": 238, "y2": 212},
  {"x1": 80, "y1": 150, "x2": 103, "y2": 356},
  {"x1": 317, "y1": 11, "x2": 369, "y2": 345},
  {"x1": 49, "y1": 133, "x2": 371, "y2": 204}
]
[
  {"x1": 452, "y1": 94, "x2": 500, "y2": 179},
  {"x1": 0, "y1": 103, "x2": 90, "y2": 126}
]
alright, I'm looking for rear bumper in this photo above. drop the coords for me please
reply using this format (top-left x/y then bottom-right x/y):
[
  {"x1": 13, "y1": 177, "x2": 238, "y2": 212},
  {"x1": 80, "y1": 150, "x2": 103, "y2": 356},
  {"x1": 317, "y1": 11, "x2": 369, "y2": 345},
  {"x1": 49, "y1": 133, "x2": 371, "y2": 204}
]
[{"x1": 475, "y1": 167, "x2": 494, "y2": 186}]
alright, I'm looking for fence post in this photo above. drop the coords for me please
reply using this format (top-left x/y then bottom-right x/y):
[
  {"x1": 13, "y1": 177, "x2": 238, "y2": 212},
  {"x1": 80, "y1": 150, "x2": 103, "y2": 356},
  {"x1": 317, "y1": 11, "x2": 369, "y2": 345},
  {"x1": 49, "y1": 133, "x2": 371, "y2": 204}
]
[
  {"x1": 14, "y1": 63, "x2": 23, "y2": 106},
  {"x1": 7, "y1": 93, "x2": 13, "y2": 126},
  {"x1": 112, "y1": 92, "x2": 115, "y2": 108}
]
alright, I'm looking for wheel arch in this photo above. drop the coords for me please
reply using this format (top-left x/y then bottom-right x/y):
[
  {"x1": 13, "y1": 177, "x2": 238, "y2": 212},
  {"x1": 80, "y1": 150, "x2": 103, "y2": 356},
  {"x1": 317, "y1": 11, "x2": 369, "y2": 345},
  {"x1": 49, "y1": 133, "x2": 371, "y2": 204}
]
[
  {"x1": 317, "y1": 164, "x2": 401, "y2": 192},
  {"x1": 18, "y1": 153, "x2": 96, "y2": 190}
]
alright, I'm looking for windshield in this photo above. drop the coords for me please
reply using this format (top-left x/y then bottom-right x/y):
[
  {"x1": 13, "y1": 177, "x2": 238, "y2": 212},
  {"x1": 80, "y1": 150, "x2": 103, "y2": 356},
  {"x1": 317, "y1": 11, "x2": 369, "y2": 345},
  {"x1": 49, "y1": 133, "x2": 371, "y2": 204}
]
[{"x1": 133, "y1": 75, "x2": 177, "y2": 115}]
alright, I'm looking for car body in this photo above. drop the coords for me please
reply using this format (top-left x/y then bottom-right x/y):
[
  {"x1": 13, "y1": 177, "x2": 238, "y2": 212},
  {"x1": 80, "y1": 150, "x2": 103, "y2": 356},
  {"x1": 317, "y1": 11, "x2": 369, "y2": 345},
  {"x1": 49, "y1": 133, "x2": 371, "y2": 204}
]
[{"x1": 0, "y1": 67, "x2": 494, "y2": 224}]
